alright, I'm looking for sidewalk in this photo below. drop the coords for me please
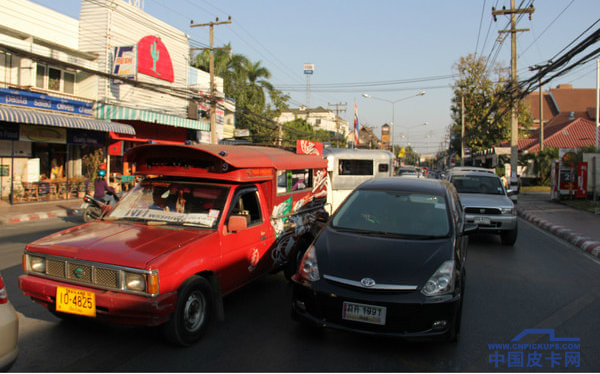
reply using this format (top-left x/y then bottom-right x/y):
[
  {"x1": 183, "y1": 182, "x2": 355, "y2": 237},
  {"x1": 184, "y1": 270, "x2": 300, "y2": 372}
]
[
  {"x1": 516, "y1": 191, "x2": 600, "y2": 259},
  {"x1": 1, "y1": 192, "x2": 599, "y2": 259},
  {"x1": 0, "y1": 198, "x2": 82, "y2": 225}
]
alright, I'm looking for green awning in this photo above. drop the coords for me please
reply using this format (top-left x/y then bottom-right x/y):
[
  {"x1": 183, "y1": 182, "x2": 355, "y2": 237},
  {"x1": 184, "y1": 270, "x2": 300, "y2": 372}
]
[{"x1": 95, "y1": 103, "x2": 210, "y2": 131}]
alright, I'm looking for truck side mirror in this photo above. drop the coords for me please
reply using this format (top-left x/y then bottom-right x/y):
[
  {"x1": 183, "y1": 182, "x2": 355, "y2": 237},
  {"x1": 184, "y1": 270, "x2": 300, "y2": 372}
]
[{"x1": 228, "y1": 215, "x2": 248, "y2": 233}]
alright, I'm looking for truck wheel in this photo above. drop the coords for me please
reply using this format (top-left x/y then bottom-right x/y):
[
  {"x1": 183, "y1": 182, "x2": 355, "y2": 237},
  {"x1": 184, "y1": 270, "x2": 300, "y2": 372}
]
[
  {"x1": 163, "y1": 276, "x2": 213, "y2": 346},
  {"x1": 82, "y1": 206, "x2": 101, "y2": 223},
  {"x1": 501, "y1": 226, "x2": 518, "y2": 246}
]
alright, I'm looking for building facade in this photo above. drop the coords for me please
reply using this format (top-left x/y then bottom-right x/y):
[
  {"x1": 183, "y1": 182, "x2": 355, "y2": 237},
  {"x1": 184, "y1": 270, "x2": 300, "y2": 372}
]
[{"x1": 0, "y1": 0, "x2": 232, "y2": 203}]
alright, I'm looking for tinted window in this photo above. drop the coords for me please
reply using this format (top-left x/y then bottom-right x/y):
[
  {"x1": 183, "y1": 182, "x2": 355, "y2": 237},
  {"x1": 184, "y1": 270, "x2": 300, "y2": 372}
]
[
  {"x1": 451, "y1": 175, "x2": 504, "y2": 195},
  {"x1": 339, "y1": 159, "x2": 373, "y2": 176},
  {"x1": 332, "y1": 190, "x2": 450, "y2": 237}
]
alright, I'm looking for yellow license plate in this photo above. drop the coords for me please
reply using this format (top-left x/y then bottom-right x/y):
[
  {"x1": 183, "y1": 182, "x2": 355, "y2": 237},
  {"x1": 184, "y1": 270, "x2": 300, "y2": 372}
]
[{"x1": 56, "y1": 286, "x2": 96, "y2": 317}]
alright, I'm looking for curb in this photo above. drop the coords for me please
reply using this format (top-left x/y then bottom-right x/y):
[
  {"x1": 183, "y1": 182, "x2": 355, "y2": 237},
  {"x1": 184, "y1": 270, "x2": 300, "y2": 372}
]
[
  {"x1": 0, "y1": 208, "x2": 80, "y2": 225},
  {"x1": 517, "y1": 208, "x2": 600, "y2": 259}
]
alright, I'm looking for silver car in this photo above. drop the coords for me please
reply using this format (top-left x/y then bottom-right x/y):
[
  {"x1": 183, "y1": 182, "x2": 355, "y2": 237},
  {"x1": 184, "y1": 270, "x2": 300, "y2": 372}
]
[
  {"x1": 448, "y1": 168, "x2": 518, "y2": 245},
  {"x1": 0, "y1": 272, "x2": 18, "y2": 371}
]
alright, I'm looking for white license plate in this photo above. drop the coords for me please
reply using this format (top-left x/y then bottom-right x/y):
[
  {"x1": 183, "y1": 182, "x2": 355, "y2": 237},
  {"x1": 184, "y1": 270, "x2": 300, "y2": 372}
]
[
  {"x1": 474, "y1": 216, "x2": 491, "y2": 225},
  {"x1": 342, "y1": 301, "x2": 386, "y2": 325}
]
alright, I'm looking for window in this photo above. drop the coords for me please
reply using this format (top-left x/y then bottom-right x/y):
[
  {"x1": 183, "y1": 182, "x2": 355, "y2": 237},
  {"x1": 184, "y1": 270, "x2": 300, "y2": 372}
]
[
  {"x1": 338, "y1": 159, "x2": 373, "y2": 176},
  {"x1": 35, "y1": 64, "x2": 76, "y2": 94},
  {"x1": 277, "y1": 169, "x2": 313, "y2": 194},
  {"x1": 378, "y1": 163, "x2": 389, "y2": 173},
  {"x1": 231, "y1": 188, "x2": 263, "y2": 227}
]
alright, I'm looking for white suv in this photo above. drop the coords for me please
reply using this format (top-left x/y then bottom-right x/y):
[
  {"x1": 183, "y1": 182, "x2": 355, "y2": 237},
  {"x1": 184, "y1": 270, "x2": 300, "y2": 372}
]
[{"x1": 447, "y1": 167, "x2": 518, "y2": 245}]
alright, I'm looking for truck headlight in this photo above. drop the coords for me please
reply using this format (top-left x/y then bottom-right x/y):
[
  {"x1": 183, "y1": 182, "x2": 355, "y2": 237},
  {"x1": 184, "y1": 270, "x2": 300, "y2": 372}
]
[
  {"x1": 125, "y1": 272, "x2": 146, "y2": 292},
  {"x1": 30, "y1": 256, "x2": 46, "y2": 273},
  {"x1": 500, "y1": 207, "x2": 515, "y2": 215}
]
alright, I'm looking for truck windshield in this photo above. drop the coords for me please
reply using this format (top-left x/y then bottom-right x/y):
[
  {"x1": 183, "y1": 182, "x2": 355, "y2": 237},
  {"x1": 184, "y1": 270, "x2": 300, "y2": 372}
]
[{"x1": 106, "y1": 181, "x2": 230, "y2": 228}]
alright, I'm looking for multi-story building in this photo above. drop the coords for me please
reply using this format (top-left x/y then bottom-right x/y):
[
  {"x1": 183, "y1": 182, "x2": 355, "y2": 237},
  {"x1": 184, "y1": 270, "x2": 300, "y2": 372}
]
[
  {"x1": 276, "y1": 105, "x2": 350, "y2": 145},
  {"x1": 0, "y1": 0, "x2": 232, "y2": 203}
]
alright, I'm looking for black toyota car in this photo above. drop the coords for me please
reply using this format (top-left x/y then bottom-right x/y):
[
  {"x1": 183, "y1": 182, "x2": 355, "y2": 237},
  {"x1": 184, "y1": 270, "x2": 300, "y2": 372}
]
[{"x1": 291, "y1": 177, "x2": 477, "y2": 342}]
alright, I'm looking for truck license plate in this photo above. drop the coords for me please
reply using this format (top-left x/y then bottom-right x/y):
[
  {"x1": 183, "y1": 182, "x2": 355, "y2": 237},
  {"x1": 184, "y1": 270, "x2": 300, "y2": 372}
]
[
  {"x1": 342, "y1": 301, "x2": 386, "y2": 325},
  {"x1": 56, "y1": 286, "x2": 96, "y2": 317}
]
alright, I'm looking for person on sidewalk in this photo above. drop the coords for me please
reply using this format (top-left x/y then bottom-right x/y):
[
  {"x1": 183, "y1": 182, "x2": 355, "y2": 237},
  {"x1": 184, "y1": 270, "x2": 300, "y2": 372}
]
[{"x1": 94, "y1": 170, "x2": 116, "y2": 204}]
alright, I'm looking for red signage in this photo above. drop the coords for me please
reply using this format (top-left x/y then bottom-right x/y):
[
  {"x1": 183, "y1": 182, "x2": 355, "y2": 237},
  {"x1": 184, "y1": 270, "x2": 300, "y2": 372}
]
[
  {"x1": 137, "y1": 36, "x2": 174, "y2": 82},
  {"x1": 296, "y1": 139, "x2": 323, "y2": 156}
]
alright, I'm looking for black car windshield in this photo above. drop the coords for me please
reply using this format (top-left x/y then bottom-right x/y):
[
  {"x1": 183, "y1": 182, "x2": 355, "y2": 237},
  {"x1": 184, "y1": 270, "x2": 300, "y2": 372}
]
[
  {"x1": 451, "y1": 175, "x2": 504, "y2": 195},
  {"x1": 331, "y1": 190, "x2": 450, "y2": 237},
  {"x1": 106, "y1": 180, "x2": 230, "y2": 228}
]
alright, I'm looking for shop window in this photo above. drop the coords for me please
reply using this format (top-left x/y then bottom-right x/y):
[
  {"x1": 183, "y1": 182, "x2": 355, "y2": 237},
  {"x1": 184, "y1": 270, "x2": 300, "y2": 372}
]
[{"x1": 36, "y1": 65, "x2": 45, "y2": 88}]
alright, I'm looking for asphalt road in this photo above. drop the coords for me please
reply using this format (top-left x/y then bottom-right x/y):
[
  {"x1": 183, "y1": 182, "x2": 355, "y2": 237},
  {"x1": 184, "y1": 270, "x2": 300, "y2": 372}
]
[{"x1": 2, "y1": 216, "x2": 599, "y2": 372}]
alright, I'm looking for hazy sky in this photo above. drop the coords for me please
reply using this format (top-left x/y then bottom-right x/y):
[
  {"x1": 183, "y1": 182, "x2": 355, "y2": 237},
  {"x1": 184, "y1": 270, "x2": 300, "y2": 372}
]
[{"x1": 30, "y1": 0, "x2": 600, "y2": 154}]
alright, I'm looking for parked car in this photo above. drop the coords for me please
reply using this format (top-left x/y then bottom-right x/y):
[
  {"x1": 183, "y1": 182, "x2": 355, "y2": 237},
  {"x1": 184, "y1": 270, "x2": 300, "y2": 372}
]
[
  {"x1": 0, "y1": 272, "x2": 18, "y2": 371},
  {"x1": 291, "y1": 178, "x2": 477, "y2": 342},
  {"x1": 447, "y1": 167, "x2": 518, "y2": 245}
]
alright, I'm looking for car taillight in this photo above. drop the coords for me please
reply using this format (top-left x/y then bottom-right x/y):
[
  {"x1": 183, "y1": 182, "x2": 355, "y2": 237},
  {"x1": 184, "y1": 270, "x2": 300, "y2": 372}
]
[{"x1": 0, "y1": 274, "x2": 8, "y2": 304}]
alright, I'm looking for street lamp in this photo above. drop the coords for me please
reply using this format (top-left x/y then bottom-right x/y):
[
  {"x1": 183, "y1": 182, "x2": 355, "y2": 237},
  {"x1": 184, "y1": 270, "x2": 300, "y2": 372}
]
[{"x1": 362, "y1": 91, "x2": 425, "y2": 155}]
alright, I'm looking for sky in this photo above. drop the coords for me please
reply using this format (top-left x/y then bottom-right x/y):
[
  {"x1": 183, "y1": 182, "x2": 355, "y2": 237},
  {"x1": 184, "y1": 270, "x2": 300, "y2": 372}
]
[{"x1": 29, "y1": 0, "x2": 600, "y2": 154}]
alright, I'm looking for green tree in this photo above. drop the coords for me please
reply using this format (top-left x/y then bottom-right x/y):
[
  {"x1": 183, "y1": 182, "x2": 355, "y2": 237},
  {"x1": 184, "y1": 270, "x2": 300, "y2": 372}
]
[
  {"x1": 193, "y1": 48, "x2": 290, "y2": 145},
  {"x1": 449, "y1": 54, "x2": 531, "y2": 155}
]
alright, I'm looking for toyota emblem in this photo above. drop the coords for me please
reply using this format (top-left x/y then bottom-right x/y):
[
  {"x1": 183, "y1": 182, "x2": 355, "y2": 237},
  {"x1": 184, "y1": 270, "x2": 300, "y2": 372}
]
[{"x1": 360, "y1": 278, "x2": 376, "y2": 287}]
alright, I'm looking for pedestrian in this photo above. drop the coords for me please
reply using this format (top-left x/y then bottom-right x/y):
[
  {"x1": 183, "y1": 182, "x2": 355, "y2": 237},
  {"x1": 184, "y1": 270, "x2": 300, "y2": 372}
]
[
  {"x1": 501, "y1": 174, "x2": 509, "y2": 190},
  {"x1": 94, "y1": 170, "x2": 116, "y2": 204}
]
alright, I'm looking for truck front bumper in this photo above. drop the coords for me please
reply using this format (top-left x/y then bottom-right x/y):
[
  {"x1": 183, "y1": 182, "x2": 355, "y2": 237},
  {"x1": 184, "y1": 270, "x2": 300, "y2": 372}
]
[{"x1": 19, "y1": 274, "x2": 177, "y2": 327}]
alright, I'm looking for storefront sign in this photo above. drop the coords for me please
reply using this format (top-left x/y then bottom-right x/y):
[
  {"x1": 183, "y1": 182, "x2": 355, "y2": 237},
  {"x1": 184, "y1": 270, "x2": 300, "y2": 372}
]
[
  {"x1": 137, "y1": 36, "x2": 174, "y2": 82},
  {"x1": 0, "y1": 88, "x2": 93, "y2": 116},
  {"x1": 20, "y1": 124, "x2": 66, "y2": 144},
  {"x1": 0, "y1": 123, "x2": 19, "y2": 140},
  {"x1": 112, "y1": 45, "x2": 137, "y2": 81},
  {"x1": 68, "y1": 129, "x2": 105, "y2": 146},
  {"x1": 296, "y1": 139, "x2": 323, "y2": 156}
]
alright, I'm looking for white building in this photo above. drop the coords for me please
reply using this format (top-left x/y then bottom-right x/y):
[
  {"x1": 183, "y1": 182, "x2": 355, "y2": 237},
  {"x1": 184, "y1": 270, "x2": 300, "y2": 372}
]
[{"x1": 276, "y1": 105, "x2": 349, "y2": 142}]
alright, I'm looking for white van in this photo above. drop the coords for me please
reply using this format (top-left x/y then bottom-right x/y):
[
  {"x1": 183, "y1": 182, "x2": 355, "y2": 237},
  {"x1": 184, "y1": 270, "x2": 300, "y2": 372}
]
[{"x1": 323, "y1": 148, "x2": 394, "y2": 214}]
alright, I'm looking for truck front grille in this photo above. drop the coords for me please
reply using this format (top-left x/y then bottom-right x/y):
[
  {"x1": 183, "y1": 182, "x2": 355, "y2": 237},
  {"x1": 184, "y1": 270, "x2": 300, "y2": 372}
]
[{"x1": 45, "y1": 258, "x2": 120, "y2": 289}]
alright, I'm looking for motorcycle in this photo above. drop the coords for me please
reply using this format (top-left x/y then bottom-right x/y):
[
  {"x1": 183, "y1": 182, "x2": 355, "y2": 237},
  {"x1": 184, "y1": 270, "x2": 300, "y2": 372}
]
[{"x1": 81, "y1": 191, "x2": 120, "y2": 223}]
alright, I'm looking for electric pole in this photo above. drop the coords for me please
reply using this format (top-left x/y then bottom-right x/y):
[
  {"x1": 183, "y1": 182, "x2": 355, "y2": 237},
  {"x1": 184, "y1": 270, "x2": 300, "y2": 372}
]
[
  {"x1": 191, "y1": 16, "x2": 232, "y2": 144},
  {"x1": 328, "y1": 102, "x2": 347, "y2": 147},
  {"x1": 493, "y1": 1, "x2": 534, "y2": 182}
]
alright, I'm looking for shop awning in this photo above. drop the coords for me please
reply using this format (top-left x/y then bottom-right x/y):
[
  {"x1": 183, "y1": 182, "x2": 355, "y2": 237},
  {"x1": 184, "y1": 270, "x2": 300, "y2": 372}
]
[
  {"x1": 96, "y1": 103, "x2": 210, "y2": 131},
  {"x1": 0, "y1": 106, "x2": 136, "y2": 135}
]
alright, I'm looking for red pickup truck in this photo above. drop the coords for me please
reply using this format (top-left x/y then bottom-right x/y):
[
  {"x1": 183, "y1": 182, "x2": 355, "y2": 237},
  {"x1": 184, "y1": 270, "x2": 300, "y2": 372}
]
[{"x1": 19, "y1": 143, "x2": 328, "y2": 345}]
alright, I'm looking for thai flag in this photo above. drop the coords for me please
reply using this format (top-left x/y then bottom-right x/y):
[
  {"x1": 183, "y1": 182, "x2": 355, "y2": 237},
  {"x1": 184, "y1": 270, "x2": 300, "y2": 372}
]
[{"x1": 354, "y1": 101, "x2": 359, "y2": 146}]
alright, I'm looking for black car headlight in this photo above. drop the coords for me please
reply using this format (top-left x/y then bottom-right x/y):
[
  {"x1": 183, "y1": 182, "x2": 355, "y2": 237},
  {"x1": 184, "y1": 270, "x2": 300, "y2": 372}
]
[
  {"x1": 421, "y1": 260, "x2": 455, "y2": 296},
  {"x1": 295, "y1": 245, "x2": 320, "y2": 282}
]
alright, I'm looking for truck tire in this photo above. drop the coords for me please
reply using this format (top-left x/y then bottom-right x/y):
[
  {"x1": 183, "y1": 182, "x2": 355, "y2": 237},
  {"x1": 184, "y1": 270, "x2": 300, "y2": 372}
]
[
  {"x1": 163, "y1": 276, "x2": 213, "y2": 346},
  {"x1": 82, "y1": 205, "x2": 102, "y2": 223},
  {"x1": 501, "y1": 226, "x2": 518, "y2": 246}
]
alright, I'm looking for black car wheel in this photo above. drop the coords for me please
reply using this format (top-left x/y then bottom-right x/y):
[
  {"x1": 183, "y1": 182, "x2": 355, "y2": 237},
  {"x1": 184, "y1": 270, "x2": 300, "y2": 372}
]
[
  {"x1": 163, "y1": 276, "x2": 213, "y2": 346},
  {"x1": 500, "y1": 225, "x2": 518, "y2": 246}
]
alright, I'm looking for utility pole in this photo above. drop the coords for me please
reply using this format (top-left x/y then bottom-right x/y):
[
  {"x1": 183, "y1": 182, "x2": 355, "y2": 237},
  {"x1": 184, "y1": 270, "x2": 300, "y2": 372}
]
[
  {"x1": 529, "y1": 64, "x2": 550, "y2": 151},
  {"x1": 328, "y1": 102, "x2": 347, "y2": 147},
  {"x1": 493, "y1": 1, "x2": 534, "y2": 182},
  {"x1": 191, "y1": 16, "x2": 232, "y2": 144},
  {"x1": 461, "y1": 96, "x2": 465, "y2": 166}
]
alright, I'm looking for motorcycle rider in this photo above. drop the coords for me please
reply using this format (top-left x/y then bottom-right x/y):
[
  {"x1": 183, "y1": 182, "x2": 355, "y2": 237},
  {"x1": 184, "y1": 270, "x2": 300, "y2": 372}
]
[{"x1": 94, "y1": 170, "x2": 116, "y2": 205}]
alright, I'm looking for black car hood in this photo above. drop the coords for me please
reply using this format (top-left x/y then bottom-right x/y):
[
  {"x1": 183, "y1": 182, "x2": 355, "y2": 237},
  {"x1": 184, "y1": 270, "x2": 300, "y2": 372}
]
[{"x1": 315, "y1": 227, "x2": 453, "y2": 287}]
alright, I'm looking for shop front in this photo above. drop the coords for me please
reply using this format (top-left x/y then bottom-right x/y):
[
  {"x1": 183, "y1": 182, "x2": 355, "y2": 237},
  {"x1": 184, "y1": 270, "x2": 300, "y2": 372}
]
[{"x1": 0, "y1": 91, "x2": 135, "y2": 204}]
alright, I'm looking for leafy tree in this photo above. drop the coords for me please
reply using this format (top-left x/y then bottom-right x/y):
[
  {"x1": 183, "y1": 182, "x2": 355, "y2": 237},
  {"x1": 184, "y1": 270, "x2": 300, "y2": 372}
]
[
  {"x1": 449, "y1": 54, "x2": 531, "y2": 155},
  {"x1": 193, "y1": 47, "x2": 290, "y2": 145}
]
